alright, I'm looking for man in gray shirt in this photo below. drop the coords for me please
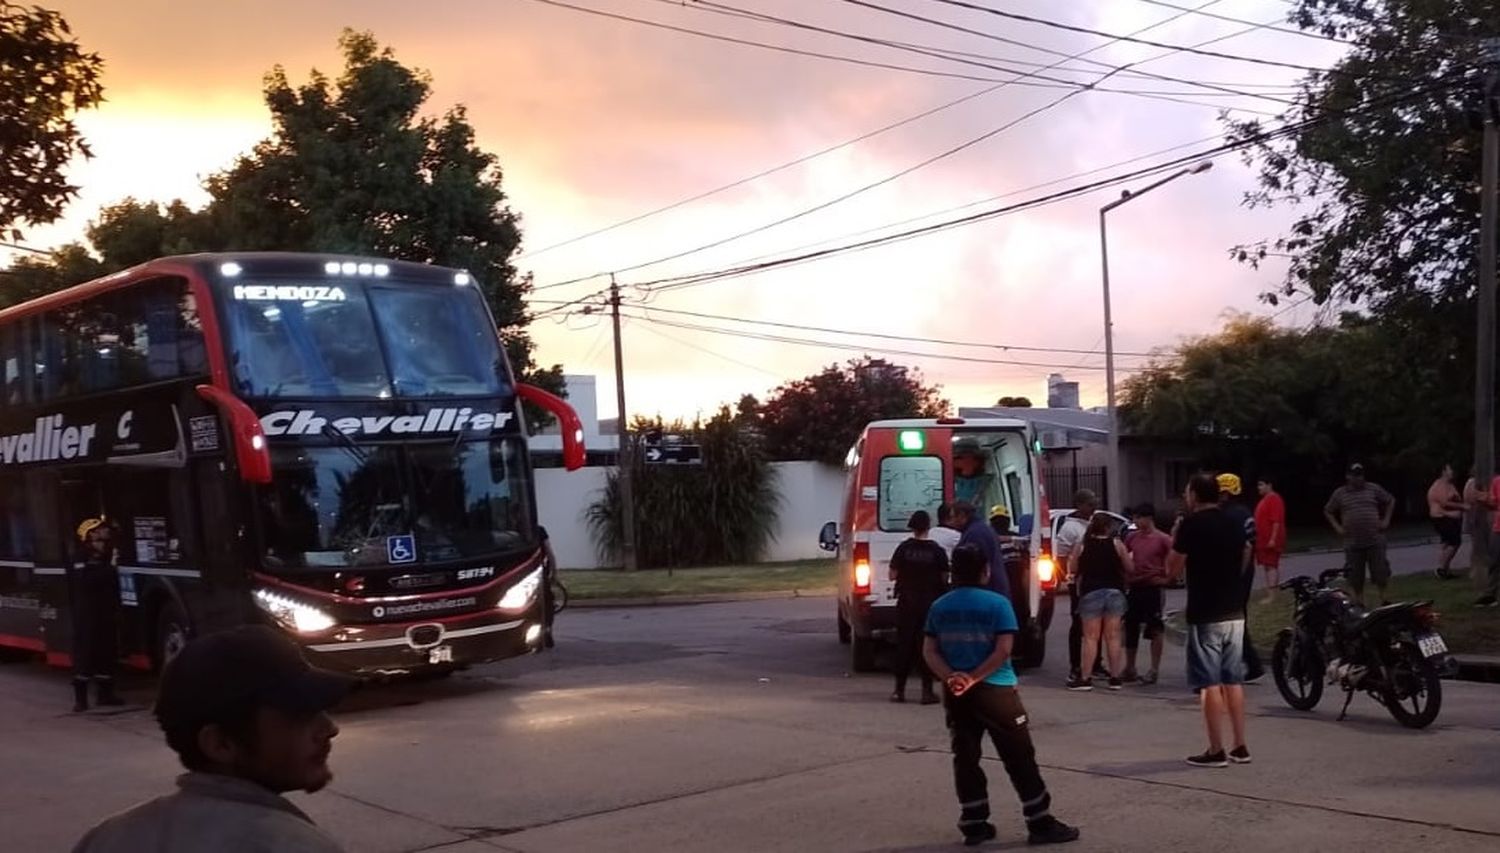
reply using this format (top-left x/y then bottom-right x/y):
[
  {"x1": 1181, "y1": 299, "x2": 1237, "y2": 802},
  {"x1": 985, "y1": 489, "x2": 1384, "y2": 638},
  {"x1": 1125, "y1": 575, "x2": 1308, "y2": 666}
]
[
  {"x1": 74, "y1": 626, "x2": 355, "y2": 853},
  {"x1": 1324, "y1": 463, "x2": 1396, "y2": 606}
]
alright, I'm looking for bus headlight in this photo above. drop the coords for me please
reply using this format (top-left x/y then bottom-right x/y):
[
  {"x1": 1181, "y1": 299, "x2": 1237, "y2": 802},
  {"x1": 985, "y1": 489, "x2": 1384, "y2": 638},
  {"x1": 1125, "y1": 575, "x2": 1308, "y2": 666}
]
[
  {"x1": 497, "y1": 568, "x2": 543, "y2": 612},
  {"x1": 254, "y1": 589, "x2": 337, "y2": 633}
]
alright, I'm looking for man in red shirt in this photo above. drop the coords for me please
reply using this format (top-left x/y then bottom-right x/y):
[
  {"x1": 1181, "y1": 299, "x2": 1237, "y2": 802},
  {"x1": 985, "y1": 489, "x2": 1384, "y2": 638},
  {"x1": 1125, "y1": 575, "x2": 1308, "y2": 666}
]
[
  {"x1": 1122, "y1": 504, "x2": 1172, "y2": 685},
  {"x1": 1471, "y1": 475, "x2": 1500, "y2": 608},
  {"x1": 1254, "y1": 476, "x2": 1287, "y2": 604}
]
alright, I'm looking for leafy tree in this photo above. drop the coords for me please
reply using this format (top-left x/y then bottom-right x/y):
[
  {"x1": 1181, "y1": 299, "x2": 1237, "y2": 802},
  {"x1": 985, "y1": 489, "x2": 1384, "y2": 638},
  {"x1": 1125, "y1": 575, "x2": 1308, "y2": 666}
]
[
  {"x1": 0, "y1": 242, "x2": 101, "y2": 308},
  {"x1": 995, "y1": 395, "x2": 1033, "y2": 407},
  {"x1": 1230, "y1": 1, "x2": 1484, "y2": 309},
  {"x1": 0, "y1": 31, "x2": 565, "y2": 416},
  {"x1": 1121, "y1": 314, "x2": 1459, "y2": 519},
  {"x1": 587, "y1": 407, "x2": 780, "y2": 568},
  {"x1": 754, "y1": 357, "x2": 949, "y2": 464},
  {"x1": 0, "y1": 3, "x2": 103, "y2": 238}
]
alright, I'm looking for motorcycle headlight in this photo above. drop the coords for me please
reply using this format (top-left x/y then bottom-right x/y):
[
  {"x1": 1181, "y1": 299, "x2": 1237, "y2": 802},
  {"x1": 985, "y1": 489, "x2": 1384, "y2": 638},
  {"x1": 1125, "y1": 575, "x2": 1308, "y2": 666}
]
[
  {"x1": 254, "y1": 588, "x2": 337, "y2": 633},
  {"x1": 497, "y1": 567, "x2": 544, "y2": 612}
]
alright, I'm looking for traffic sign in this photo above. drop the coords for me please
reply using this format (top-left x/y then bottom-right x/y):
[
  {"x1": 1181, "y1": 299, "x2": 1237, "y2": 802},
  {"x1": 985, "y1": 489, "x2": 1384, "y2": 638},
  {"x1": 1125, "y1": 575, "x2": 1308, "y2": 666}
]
[{"x1": 644, "y1": 444, "x2": 702, "y2": 465}]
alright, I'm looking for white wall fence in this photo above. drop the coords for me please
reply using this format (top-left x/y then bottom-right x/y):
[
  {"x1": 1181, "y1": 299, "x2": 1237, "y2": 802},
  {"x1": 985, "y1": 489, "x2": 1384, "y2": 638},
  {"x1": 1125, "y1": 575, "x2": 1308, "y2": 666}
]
[{"x1": 535, "y1": 461, "x2": 847, "y2": 570}]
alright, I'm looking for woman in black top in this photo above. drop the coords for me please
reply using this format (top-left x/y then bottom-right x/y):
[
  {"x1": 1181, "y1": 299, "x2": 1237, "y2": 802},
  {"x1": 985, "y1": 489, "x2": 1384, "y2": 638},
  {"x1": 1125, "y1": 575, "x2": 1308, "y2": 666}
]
[
  {"x1": 889, "y1": 510, "x2": 949, "y2": 704},
  {"x1": 1065, "y1": 514, "x2": 1133, "y2": 691}
]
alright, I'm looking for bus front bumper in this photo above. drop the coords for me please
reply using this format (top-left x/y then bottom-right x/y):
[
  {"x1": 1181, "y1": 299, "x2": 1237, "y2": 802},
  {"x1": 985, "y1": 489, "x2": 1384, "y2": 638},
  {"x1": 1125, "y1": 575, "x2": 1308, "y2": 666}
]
[{"x1": 296, "y1": 603, "x2": 546, "y2": 677}]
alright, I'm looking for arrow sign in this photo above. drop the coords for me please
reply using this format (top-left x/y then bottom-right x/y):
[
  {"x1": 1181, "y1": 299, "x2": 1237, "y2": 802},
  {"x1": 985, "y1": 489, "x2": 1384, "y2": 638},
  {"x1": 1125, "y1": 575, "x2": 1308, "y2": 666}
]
[{"x1": 643, "y1": 444, "x2": 702, "y2": 465}]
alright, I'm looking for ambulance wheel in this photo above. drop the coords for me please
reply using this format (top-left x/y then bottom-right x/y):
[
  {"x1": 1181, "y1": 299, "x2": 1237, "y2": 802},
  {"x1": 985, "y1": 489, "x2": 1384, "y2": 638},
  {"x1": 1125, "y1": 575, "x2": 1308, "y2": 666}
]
[
  {"x1": 1013, "y1": 626, "x2": 1047, "y2": 670},
  {"x1": 851, "y1": 634, "x2": 878, "y2": 672}
]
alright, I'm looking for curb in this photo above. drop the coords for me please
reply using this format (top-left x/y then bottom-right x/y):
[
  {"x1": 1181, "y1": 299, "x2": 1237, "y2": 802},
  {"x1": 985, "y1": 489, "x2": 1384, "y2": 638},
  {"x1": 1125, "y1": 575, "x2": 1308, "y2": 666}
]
[
  {"x1": 1162, "y1": 613, "x2": 1500, "y2": 684},
  {"x1": 571, "y1": 587, "x2": 837, "y2": 609}
]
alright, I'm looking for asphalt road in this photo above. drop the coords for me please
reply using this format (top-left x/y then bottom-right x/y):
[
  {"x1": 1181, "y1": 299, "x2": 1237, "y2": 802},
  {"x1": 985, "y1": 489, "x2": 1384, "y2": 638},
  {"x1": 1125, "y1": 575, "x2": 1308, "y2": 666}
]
[{"x1": 3, "y1": 543, "x2": 1497, "y2": 852}]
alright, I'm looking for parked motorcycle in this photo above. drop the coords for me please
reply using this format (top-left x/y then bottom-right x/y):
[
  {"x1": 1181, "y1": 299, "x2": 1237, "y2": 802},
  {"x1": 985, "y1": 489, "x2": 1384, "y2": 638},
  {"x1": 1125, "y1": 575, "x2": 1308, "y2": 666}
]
[{"x1": 1270, "y1": 568, "x2": 1451, "y2": 729}]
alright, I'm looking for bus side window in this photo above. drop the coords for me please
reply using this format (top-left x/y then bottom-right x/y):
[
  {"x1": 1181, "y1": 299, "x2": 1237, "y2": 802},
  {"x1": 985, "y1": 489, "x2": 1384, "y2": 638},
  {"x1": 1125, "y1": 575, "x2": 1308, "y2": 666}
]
[{"x1": 0, "y1": 321, "x2": 24, "y2": 408}]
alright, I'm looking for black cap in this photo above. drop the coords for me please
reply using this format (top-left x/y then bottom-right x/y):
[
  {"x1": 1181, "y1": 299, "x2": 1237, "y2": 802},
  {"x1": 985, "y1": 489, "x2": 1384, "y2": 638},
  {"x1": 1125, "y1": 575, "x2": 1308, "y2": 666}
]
[
  {"x1": 1348, "y1": 463, "x2": 1365, "y2": 475},
  {"x1": 155, "y1": 625, "x2": 356, "y2": 731}
]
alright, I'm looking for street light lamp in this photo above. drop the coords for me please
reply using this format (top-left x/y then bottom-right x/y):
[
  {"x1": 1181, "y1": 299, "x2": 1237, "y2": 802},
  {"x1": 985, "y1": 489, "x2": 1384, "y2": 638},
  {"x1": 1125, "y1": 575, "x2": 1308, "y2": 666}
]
[{"x1": 1098, "y1": 161, "x2": 1213, "y2": 510}]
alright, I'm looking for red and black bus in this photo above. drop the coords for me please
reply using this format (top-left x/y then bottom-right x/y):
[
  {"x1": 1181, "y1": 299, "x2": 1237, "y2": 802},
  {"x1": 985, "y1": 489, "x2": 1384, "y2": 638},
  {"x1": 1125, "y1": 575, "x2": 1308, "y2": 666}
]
[{"x1": 0, "y1": 252, "x2": 584, "y2": 676}]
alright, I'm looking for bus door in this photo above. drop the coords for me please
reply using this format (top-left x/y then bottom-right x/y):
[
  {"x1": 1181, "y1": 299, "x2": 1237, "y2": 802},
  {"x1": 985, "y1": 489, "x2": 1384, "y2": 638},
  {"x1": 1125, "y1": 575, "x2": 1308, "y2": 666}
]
[{"x1": 0, "y1": 470, "x2": 47, "y2": 652}]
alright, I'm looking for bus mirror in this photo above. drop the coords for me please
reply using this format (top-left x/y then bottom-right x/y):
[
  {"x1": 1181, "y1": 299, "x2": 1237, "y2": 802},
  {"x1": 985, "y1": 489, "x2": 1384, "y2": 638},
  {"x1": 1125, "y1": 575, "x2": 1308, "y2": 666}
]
[
  {"x1": 195, "y1": 385, "x2": 272, "y2": 484},
  {"x1": 517, "y1": 383, "x2": 586, "y2": 471},
  {"x1": 818, "y1": 521, "x2": 839, "y2": 552}
]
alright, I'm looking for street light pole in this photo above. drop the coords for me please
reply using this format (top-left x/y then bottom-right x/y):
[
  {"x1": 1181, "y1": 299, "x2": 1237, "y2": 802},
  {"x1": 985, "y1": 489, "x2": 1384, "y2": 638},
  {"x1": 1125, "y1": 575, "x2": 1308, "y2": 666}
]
[
  {"x1": 1472, "y1": 39, "x2": 1500, "y2": 588},
  {"x1": 1098, "y1": 162, "x2": 1212, "y2": 511}
]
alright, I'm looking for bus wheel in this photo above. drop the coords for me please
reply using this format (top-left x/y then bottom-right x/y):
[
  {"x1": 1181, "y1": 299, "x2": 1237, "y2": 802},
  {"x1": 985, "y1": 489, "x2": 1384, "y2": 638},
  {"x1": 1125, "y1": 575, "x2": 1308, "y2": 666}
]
[
  {"x1": 837, "y1": 613, "x2": 852, "y2": 645},
  {"x1": 153, "y1": 601, "x2": 191, "y2": 672},
  {"x1": 851, "y1": 633, "x2": 878, "y2": 672}
]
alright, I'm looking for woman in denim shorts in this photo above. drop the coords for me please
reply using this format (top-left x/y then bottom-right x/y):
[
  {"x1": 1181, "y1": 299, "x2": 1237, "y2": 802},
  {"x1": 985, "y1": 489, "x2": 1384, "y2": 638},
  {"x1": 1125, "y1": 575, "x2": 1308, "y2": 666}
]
[{"x1": 1065, "y1": 514, "x2": 1133, "y2": 691}]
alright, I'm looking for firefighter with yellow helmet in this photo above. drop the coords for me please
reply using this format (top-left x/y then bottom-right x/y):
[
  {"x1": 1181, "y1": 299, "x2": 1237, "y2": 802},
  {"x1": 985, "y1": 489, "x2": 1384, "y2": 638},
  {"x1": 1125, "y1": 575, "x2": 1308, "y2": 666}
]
[{"x1": 71, "y1": 517, "x2": 124, "y2": 711}]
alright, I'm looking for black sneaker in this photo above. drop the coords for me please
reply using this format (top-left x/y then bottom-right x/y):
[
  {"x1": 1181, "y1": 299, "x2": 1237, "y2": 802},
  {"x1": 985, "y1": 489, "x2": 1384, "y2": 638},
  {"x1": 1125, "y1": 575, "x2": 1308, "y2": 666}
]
[
  {"x1": 1028, "y1": 816, "x2": 1081, "y2": 845},
  {"x1": 1475, "y1": 595, "x2": 1499, "y2": 609},
  {"x1": 1065, "y1": 676, "x2": 1093, "y2": 692},
  {"x1": 962, "y1": 822, "x2": 998, "y2": 847},
  {"x1": 1186, "y1": 750, "x2": 1228, "y2": 768},
  {"x1": 1107, "y1": 677, "x2": 1123, "y2": 691},
  {"x1": 1228, "y1": 745, "x2": 1251, "y2": 764}
]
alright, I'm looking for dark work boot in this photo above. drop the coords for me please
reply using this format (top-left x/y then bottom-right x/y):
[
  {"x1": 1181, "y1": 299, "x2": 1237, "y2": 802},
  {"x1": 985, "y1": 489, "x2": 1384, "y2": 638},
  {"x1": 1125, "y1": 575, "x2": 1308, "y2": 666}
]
[
  {"x1": 72, "y1": 679, "x2": 89, "y2": 713},
  {"x1": 95, "y1": 677, "x2": 125, "y2": 708}
]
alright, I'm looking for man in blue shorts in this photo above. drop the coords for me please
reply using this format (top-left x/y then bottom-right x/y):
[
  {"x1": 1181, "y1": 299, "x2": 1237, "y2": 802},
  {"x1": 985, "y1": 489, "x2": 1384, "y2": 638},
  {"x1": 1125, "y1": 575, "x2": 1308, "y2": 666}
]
[
  {"x1": 923, "y1": 545, "x2": 1080, "y2": 846},
  {"x1": 1168, "y1": 475, "x2": 1251, "y2": 768}
]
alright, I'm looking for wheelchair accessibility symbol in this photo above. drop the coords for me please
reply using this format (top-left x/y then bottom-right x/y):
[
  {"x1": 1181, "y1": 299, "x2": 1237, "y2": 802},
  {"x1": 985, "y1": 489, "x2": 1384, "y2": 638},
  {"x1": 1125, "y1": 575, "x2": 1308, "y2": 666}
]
[{"x1": 387, "y1": 534, "x2": 416, "y2": 564}]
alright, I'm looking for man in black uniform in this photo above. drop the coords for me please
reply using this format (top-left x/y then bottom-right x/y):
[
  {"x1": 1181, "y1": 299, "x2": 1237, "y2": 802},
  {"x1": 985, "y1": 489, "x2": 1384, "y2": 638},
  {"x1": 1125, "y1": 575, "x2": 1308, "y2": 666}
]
[
  {"x1": 71, "y1": 517, "x2": 125, "y2": 712},
  {"x1": 538, "y1": 526, "x2": 558, "y2": 649}
]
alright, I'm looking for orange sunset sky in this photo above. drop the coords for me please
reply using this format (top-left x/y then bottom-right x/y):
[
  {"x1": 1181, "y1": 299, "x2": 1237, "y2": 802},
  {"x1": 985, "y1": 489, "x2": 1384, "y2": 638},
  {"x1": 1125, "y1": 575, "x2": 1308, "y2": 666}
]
[{"x1": 8, "y1": 0, "x2": 1339, "y2": 419}]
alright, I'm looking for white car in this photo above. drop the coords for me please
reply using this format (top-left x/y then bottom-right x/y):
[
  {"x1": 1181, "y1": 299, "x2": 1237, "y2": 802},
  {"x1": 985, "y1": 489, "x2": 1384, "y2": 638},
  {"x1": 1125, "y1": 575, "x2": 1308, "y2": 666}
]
[{"x1": 1049, "y1": 508, "x2": 1132, "y2": 541}]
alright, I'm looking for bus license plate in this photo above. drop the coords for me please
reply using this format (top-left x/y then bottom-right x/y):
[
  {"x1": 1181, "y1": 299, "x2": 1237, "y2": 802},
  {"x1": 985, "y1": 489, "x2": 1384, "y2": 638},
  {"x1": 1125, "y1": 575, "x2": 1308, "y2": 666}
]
[
  {"x1": 428, "y1": 645, "x2": 453, "y2": 664},
  {"x1": 1416, "y1": 633, "x2": 1447, "y2": 658}
]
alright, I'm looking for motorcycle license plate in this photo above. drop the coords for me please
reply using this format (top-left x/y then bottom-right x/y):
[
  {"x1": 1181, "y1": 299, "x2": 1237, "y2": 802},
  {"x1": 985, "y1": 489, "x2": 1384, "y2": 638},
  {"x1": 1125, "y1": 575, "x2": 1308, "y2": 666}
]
[
  {"x1": 1416, "y1": 633, "x2": 1447, "y2": 658},
  {"x1": 428, "y1": 645, "x2": 454, "y2": 664}
]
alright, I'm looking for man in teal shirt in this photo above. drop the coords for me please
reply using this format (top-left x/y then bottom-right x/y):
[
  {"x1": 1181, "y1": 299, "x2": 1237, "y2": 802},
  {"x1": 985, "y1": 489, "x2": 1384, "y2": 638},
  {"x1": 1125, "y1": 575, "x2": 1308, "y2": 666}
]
[{"x1": 924, "y1": 545, "x2": 1079, "y2": 847}]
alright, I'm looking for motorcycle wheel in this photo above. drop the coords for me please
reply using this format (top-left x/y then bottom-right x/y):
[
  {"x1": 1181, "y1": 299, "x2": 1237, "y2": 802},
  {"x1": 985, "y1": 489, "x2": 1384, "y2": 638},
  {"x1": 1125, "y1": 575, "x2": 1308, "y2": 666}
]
[
  {"x1": 1272, "y1": 632, "x2": 1323, "y2": 711},
  {"x1": 1381, "y1": 645, "x2": 1442, "y2": 729}
]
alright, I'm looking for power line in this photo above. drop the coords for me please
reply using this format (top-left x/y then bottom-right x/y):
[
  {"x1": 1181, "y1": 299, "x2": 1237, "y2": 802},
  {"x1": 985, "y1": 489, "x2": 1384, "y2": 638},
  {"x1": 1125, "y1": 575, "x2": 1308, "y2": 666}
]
[
  {"x1": 630, "y1": 319, "x2": 786, "y2": 380},
  {"x1": 633, "y1": 303, "x2": 1158, "y2": 357},
  {"x1": 631, "y1": 74, "x2": 1467, "y2": 294},
  {"x1": 903, "y1": 0, "x2": 1372, "y2": 77},
  {"x1": 520, "y1": 0, "x2": 1268, "y2": 269},
  {"x1": 1129, "y1": 0, "x2": 1354, "y2": 44},
  {"x1": 621, "y1": 311, "x2": 1129, "y2": 371},
  {"x1": 688, "y1": 0, "x2": 1288, "y2": 109},
  {"x1": 514, "y1": 0, "x2": 1067, "y2": 92},
  {"x1": 709, "y1": 0, "x2": 1305, "y2": 108},
  {"x1": 537, "y1": 2, "x2": 1294, "y2": 290}
]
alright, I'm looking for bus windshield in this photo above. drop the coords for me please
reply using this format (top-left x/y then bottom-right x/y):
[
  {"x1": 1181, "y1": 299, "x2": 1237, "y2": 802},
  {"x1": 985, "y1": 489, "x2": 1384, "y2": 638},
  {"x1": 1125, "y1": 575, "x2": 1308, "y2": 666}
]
[
  {"x1": 258, "y1": 438, "x2": 533, "y2": 568},
  {"x1": 224, "y1": 279, "x2": 508, "y2": 398}
]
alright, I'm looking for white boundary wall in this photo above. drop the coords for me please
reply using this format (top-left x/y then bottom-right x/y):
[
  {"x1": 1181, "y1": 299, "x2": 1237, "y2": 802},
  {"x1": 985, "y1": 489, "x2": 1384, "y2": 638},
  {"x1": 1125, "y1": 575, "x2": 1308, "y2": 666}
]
[{"x1": 535, "y1": 461, "x2": 846, "y2": 569}]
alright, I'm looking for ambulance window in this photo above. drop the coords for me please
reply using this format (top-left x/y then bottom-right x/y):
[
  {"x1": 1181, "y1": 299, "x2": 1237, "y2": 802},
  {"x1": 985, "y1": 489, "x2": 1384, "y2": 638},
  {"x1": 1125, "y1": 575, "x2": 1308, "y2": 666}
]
[{"x1": 878, "y1": 456, "x2": 944, "y2": 532}]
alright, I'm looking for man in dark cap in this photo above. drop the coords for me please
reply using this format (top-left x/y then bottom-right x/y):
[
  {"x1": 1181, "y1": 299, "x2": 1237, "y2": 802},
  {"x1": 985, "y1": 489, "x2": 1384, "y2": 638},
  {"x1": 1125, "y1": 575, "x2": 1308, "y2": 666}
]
[{"x1": 73, "y1": 625, "x2": 356, "y2": 852}]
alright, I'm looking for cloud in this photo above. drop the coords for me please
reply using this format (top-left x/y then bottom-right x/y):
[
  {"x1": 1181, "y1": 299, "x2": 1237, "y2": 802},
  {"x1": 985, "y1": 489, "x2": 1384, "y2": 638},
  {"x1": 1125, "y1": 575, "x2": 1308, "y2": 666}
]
[{"x1": 30, "y1": 0, "x2": 1323, "y2": 418}]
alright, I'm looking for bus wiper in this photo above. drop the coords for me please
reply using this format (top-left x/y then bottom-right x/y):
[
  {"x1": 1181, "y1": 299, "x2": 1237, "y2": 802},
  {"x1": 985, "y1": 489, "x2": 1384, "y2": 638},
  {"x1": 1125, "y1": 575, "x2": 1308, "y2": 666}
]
[{"x1": 320, "y1": 424, "x2": 369, "y2": 465}]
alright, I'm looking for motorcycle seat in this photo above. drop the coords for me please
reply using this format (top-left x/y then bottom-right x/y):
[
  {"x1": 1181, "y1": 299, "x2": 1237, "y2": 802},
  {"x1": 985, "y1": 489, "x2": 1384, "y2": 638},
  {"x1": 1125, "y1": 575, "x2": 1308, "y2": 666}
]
[{"x1": 1346, "y1": 601, "x2": 1411, "y2": 629}]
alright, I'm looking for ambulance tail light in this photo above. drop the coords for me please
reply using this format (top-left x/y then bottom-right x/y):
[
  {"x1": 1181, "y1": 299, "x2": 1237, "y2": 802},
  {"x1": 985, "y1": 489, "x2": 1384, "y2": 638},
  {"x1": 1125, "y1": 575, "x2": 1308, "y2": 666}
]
[
  {"x1": 1037, "y1": 553, "x2": 1058, "y2": 591},
  {"x1": 853, "y1": 542, "x2": 872, "y2": 596}
]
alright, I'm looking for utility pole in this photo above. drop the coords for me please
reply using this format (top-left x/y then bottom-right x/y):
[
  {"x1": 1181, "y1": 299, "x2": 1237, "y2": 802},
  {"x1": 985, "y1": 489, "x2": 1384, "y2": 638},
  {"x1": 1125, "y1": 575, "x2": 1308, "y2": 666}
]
[
  {"x1": 609, "y1": 275, "x2": 638, "y2": 571},
  {"x1": 1472, "y1": 39, "x2": 1500, "y2": 587},
  {"x1": 1098, "y1": 162, "x2": 1213, "y2": 511}
]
